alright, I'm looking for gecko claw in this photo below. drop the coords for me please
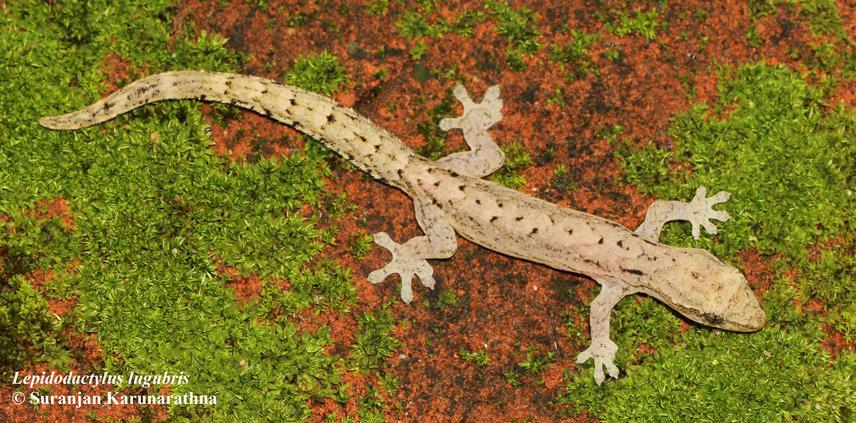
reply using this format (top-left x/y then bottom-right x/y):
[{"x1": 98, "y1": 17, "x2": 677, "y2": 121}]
[
  {"x1": 688, "y1": 186, "x2": 731, "y2": 240},
  {"x1": 576, "y1": 339, "x2": 620, "y2": 385},
  {"x1": 368, "y1": 232, "x2": 436, "y2": 304}
]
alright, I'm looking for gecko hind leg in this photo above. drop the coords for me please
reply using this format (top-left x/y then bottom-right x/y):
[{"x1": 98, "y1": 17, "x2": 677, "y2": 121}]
[
  {"x1": 436, "y1": 84, "x2": 505, "y2": 178},
  {"x1": 368, "y1": 201, "x2": 457, "y2": 304},
  {"x1": 576, "y1": 278, "x2": 630, "y2": 385}
]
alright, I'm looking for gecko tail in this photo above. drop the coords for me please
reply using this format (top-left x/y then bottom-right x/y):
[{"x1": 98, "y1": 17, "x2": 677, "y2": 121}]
[
  {"x1": 39, "y1": 73, "x2": 177, "y2": 130},
  {"x1": 38, "y1": 71, "x2": 256, "y2": 131},
  {"x1": 39, "y1": 114, "x2": 88, "y2": 130}
]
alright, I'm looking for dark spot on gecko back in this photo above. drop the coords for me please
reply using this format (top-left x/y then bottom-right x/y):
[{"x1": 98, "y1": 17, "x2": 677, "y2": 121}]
[
  {"x1": 327, "y1": 114, "x2": 335, "y2": 123},
  {"x1": 515, "y1": 216, "x2": 523, "y2": 221},
  {"x1": 530, "y1": 228, "x2": 538, "y2": 235},
  {"x1": 621, "y1": 267, "x2": 644, "y2": 276},
  {"x1": 490, "y1": 216, "x2": 498, "y2": 223},
  {"x1": 134, "y1": 83, "x2": 156, "y2": 96}
]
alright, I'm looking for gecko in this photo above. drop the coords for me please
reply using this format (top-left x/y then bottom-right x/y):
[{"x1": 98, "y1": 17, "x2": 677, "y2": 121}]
[{"x1": 39, "y1": 71, "x2": 766, "y2": 385}]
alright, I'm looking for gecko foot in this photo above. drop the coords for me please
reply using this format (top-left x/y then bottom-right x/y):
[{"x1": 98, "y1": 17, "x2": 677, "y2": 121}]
[
  {"x1": 576, "y1": 339, "x2": 620, "y2": 385},
  {"x1": 439, "y1": 84, "x2": 502, "y2": 133},
  {"x1": 367, "y1": 232, "x2": 436, "y2": 304},
  {"x1": 686, "y1": 186, "x2": 731, "y2": 239}
]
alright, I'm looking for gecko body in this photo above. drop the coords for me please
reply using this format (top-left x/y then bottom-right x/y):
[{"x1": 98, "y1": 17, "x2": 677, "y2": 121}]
[{"x1": 40, "y1": 71, "x2": 765, "y2": 384}]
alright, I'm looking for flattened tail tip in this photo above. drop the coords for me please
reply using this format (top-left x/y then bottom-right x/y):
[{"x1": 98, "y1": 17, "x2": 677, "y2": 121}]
[
  {"x1": 38, "y1": 115, "x2": 67, "y2": 130},
  {"x1": 39, "y1": 112, "x2": 97, "y2": 130}
]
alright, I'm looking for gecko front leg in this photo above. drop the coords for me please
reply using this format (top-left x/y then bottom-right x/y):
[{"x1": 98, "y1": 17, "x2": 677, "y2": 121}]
[
  {"x1": 634, "y1": 186, "x2": 731, "y2": 242},
  {"x1": 437, "y1": 84, "x2": 505, "y2": 178},
  {"x1": 576, "y1": 279, "x2": 630, "y2": 385},
  {"x1": 368, "y1": 199, "x2": 457, "y2": 304}
]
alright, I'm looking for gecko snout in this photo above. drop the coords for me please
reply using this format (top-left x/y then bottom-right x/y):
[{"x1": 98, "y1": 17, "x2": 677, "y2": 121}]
[{"x1": 719, "y1": 283, "x2": 766, "y2": 332}]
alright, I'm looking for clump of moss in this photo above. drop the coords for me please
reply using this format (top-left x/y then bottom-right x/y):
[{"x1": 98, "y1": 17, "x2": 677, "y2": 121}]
[
  {"x1": 417, "y1": 88, "x2": 457, "y2": 159},
  {"x1": 488, "y1": 141, "x2": 532, "y2": 189},
  {"x1": 486, "y1": 0, "x2": 541, "y2": 71},
  {"x1": 612, "y1": 7, "x2": 660, "y2": 41},
  {"x1": 284, "y1": 51, "x2": 348, "y2": 95},
  {"x1": 349, "y1": 306, "x2": 401, "y2": 373},
  {"x1": 551, "y1": 30, "x2": 599, "y2": 80}
]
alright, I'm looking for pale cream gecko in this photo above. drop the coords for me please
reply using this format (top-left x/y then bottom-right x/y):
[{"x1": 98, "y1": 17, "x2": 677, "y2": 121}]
[{"x1": 40, "y1": 71, "x2": 765, "y2": 384}]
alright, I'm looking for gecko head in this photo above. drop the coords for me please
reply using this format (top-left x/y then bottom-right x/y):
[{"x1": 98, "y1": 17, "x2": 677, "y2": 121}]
[
  {"x1": 702, "y1": 266, "x2": 766, "y2": 332},
  {"x1": 658, "y1": 250, "x2": 766, "y2": 332}
]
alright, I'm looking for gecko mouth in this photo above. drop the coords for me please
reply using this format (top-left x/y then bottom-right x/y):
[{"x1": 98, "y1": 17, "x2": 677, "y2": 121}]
[{"x1": 659, "y1": 283, "x2": 765, "y2": 332}]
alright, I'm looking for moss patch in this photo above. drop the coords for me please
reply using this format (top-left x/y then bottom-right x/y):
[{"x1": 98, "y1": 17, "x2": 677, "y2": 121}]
[{"x1": 1, "y1": 0, "x2": 358, "y2": 420}]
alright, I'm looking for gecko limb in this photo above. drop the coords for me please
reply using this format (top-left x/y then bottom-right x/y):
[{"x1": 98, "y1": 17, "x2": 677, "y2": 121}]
[
  {"x1": 437, "y1": 84, "x2": 505, "y2": 178},
  {"x1": 634, "y1": 186, "x2": 731, "y2": 242},
  {"x1": 367, "y1": 201, "x2": 457, "y2": 304},
  {"x1": 576, "y1": 279, "x2": 628, "y2": 385}
]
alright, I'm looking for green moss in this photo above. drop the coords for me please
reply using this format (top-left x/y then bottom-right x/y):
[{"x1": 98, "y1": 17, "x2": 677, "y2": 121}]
[
  {"x1": 284, "y1": 51, "x2": 347, "y2": 96},
  {"x1": 349, "y1": 306, "x2": 402, "y2": 373},
  {"x1": 486, "y1": 0, "x2": 541, "y2": 71},
  {"x1": 798, "y1": 242, "x2": 856, "y2": 342},
  {"x1": 410, "y1": 41, "x2": 428, "y2": 61},
  {"x1": 398, "y1": 10, "x2": 448, "y2": 40},
  {"x1": 460, "y1": 347, "x2": 491, "y2": 366},
  {"x1": 488, "y1": 141, "x2": 532, "y2": 189},
  {"x1": 366, "y1": 0, "x2": 390, "y2": 16},
  {"x1": 417, "y1": 88, "x2": 457, "y2": 160},
  {"x1": 349, "y1": 233, "x2": 375, "y2": 260},
  {"x1": 503, "y1": 369, "x2": 521, "y2": 387},
  {"x1": 551, "y1": 30, "x2": 599, "y2": 80},
  {"x1": 0, "y1": 276, "x2": 66, "y2": 370},
  {"x1": 518, "y1": 345, "x2": 554, "y2": 375},
  {"x1": 430, "y1": 290, "x2": 459, "y2": 310},
  {"x1": 602, "y1": 48, "x2": 620, "y2": 62},
  {"x1": 558, "y1": 315, "x2": 853, "y2": 421},
  {"x1": 1, "y1": 0, "x2": 358, "y2": 419},
  {"x1": 612, "y1": 8, "x2": 660, "y2": 41},
  {"x1": 746, "y1": 25, "x2": 763, "y2": 48},
  {"x1": 396, "y1": 2, "x2": 485, "y2": 42}
]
